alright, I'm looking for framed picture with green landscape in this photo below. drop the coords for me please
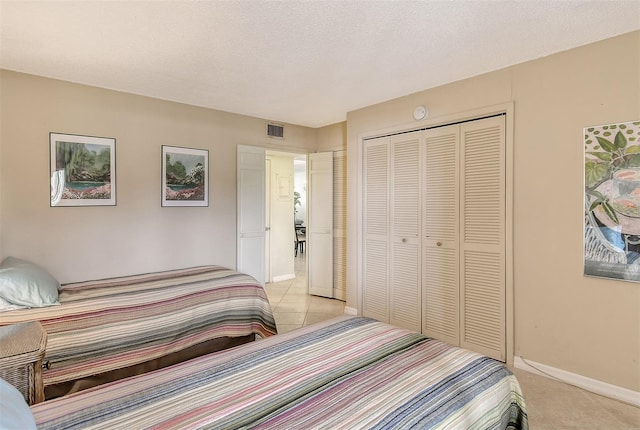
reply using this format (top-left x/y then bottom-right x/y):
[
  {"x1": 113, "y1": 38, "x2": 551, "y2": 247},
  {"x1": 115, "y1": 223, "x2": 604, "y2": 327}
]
[
  {"x1": 50, "y1": 132, "x2": 116, "y2": 207},
  {"x1": 162, "y1": 145, "x2": 209, "y2": 207}
]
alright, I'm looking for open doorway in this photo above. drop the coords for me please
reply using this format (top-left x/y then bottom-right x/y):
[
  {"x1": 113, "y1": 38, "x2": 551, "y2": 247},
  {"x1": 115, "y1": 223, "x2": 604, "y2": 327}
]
[
  {"x1": 238, "y1": 145, "x2": 346, "y2": 333},
  {"x1": 238, "y1": 145, "x2": 343, "y2": 301},
  {"x1": 293, "y1": 155, "x2": 307, "y2": 267},
  {"x1": 264, "y1": 152, "x2": 345, "y2": 333},
  {"x1": 264, "y1": 151, "x2": 307, "y2": 285}
]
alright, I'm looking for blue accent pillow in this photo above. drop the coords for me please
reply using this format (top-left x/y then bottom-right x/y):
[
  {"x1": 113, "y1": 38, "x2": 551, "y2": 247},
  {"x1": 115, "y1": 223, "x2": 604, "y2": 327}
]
[
  {"x1": 0, "y1": 378, "x2": 37, "y2": 429},
  {"x1": 0, "y1": 257, "x2": 60, "y2": 308}
]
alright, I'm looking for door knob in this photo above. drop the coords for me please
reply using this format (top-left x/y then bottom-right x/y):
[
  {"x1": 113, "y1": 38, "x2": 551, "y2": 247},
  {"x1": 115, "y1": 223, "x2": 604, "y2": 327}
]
[
  {"x1": 402, "y1": 238, "x2": 407, "y2": 243},
  {"x1": 436, "y1": 241, "x2": 442, "y2": 247}
]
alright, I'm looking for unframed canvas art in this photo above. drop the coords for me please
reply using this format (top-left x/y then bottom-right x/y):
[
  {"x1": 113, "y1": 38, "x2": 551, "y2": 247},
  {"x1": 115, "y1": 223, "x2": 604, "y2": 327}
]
[{"x1": 584, "y1": 120, "x2": 640, "y2": 282}]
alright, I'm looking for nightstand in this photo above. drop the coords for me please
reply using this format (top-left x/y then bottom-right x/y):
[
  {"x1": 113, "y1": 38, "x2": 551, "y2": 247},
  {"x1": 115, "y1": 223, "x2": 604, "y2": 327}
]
[{"x1": 0, "y1": 321, "x2": 47, "y2": 405}]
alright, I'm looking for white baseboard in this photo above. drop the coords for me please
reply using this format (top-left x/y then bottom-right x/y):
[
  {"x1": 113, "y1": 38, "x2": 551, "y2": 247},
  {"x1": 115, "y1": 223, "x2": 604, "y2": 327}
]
[
  {"x1": 333, "y1": 289, "x2": 346, "y2": 301},
  {"x1": 514, "y1": 356, "x2": 640, "y2": 407},
  {"x1": 344, "y1": 306, "x2": 358, "y2": 316},
  {"x1": 271, "y1": 273, "x2": 295, "y2": 283}
]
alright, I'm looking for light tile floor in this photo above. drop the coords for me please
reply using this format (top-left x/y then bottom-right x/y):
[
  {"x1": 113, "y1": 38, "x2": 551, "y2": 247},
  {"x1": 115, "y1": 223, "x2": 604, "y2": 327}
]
[
  {"x1": 264, "y1": 255, "x2": 640, "y2": 429},
  {"x1": 265, "y1": 254, "x2": 345, "y2": 334}
]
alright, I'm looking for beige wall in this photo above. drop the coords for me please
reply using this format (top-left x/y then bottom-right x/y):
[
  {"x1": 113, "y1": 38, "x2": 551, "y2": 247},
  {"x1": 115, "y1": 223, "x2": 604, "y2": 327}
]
[
  {"x1": 0, "y1": 70, "x2": 317, "y2": 283},
  {"x1": 316, "y1": 122, "x2": 346, "y2": 152},
  {"x1": 346, "y1": 32, "x2": 640, "y2": 391},
  {"x1": 1, "y1": 31, "x2": 638, "y2": 393}
]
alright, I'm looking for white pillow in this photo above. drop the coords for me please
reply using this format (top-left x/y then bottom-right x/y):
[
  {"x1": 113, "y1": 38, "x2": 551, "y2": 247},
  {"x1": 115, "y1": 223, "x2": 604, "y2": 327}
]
[
  {"x1": 0, "y1": 296, "x2": 27, "y2": 312},
  {"x1": 0, "y1": 378, "x2": 37, "y2": 429},
  {"x1": 0, "y1": 257, "x2": 60, "y2": 308}
]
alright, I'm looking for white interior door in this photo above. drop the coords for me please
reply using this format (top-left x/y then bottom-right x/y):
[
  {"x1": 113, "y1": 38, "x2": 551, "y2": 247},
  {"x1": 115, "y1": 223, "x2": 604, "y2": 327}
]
[
  {"x1": 362, "y1": 137, "x2": 390, "y2": 322},
  {"x1": 460, "y1": 116, "x2": 506, "y2": 361},
  {"x1": 333, "y1": 150, "x2": 347, "y2": 301},
  {"x1": 237, "y1": 145, "x2": 266, "y2": 285},
  {"x1": 264, "y1": 158, "x2": 271, "y2": 283},
  {"x1": 359, "y1": 112, "x2": 509, "y2": 362},
  {"x1": 390, "y1": 132, "x2": 422, "y2": 332},
  {"x1": 422, "y1": 125, "x2": 460, "y2": 346},
  {"x1": 308, "y1": 152, "x2": 333, "y2": 297}
]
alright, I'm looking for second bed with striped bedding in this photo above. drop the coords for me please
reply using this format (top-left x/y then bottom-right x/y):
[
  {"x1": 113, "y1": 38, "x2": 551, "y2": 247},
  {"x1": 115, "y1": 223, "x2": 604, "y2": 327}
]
[
  {"x1": 0, "y1": 266, "x2": 277, "y2": 389},
  {"x1": 31, "y1": 316, "x2": 528, "y2": 429}
]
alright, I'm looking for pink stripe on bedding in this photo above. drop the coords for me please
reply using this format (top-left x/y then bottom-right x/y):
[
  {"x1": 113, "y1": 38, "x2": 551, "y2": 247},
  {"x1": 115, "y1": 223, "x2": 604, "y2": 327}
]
[
  {"x1": 30, "y1": 316, "x2": 527, "y2": 430},
  {"x1": 0, "y1": 266, "x2": 276, "y2": 386}
]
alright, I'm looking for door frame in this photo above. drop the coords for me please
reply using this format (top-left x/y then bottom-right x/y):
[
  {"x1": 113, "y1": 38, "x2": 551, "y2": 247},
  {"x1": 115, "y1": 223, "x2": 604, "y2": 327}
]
[
  {"x1": 355, "y1": 102, "x2": 515, "y2": 364},
  {"x1": 238, "y1": 145, "x2": 310, "y2": 287}
]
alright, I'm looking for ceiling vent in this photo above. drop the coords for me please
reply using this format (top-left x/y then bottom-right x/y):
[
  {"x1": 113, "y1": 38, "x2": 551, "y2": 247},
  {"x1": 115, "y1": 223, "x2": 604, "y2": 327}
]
[{"x1": 266, "y1": 122, "x2": 285, "y2": 140}]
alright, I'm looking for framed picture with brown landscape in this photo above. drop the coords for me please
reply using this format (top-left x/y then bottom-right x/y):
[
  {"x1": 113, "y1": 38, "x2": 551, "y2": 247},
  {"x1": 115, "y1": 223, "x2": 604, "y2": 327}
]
[
  {"x1": 162, "y1": 145, "x2": 209, "y2": 207},
  {"x1": 50, "y1": 132, "x2": 116, "y2": 207}
]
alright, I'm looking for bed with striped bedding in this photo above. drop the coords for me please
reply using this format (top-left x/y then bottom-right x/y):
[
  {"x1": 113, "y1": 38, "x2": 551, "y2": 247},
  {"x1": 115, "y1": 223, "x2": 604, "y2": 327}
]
[
  {"x1": 31, "y1": 316, "x2": 528, "y2": 430},
  {"x1": 0, "y1": 266, "x2": 277, "y2": 393}
]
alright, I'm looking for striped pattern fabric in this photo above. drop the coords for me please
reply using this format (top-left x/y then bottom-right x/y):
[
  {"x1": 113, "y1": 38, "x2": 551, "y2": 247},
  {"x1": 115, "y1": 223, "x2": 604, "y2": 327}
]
[
  {"x1": 0, "y1": 266, "x2": 277, "y2": 387},
  {"x1": 31, "y1": 316, "x2": 528, "y2": 430}
]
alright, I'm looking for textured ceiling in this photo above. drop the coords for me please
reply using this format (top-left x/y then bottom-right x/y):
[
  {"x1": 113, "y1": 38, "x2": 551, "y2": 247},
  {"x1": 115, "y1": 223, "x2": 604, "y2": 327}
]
[{"x1": 1, "y1": 1, "x2": 639, "y2": 128}]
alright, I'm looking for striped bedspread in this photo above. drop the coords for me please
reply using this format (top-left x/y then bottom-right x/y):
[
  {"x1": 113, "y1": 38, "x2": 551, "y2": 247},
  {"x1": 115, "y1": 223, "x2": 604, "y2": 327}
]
[
  {"x1": 31, "y1": 316, "x2": 528, "y2": 430},
  {"x1": 0, "y1": 266, "x2": 277, "y2": 387}
]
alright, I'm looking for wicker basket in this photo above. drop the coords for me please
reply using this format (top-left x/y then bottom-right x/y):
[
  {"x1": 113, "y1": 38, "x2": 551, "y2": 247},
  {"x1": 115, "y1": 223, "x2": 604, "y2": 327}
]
[{"x1": 0, "y1": 321, "x2": 47, "y2": 405}]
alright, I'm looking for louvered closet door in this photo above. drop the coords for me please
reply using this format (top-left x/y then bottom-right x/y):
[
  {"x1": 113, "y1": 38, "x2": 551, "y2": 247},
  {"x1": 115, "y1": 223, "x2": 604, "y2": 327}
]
[
  {"x1": 333, "y1": 150, "x2": 347, "y2": 301},
  {"x1": 422, "y1": 125, "x2": 460, "y2": 346},
  {"x1": 389, "y1": 132, "x2": 421, "y2": 332},
  {"x1": 460, "y1": 116, "x2": 506, "y2": 361},
  {"x1": 362, "y1": 137, "x2": 390, "y2": 322}
]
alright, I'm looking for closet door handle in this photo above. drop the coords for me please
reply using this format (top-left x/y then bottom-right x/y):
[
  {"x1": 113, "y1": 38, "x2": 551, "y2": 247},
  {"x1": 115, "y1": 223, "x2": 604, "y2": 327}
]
[
  {"x1": 436, "y1": 241, "x2": 442, "y2": 247},
  {"x1": 402, "y1": 238, "x2": 407, "y2": 243}
]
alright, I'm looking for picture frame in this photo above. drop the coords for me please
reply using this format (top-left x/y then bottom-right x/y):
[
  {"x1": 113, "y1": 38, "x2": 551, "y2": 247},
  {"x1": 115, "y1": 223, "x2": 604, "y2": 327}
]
[
  {"x1": 50, "y1": 132, "x2": 116, "y2": 207},
  {"x1": 162, "y1": 145, "x2": 209, "y2": 207}
]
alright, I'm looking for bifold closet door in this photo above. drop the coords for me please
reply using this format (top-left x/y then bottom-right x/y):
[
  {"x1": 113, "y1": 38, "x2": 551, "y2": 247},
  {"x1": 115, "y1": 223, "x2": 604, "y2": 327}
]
[
  {"x1": 422, "y1": 125, "x2": 460, "y2": 346},
  {"x1": 459, "y1": 116, "x2": 506, "y2": 361},
  {"x1": 333, "y1": 150, "x2": 347, "y2": 301},
  {"x1": 389, "y1": 132, "x2": 421, "y2": 332},
  {"x1": 363, "y1": 115, "x2": 506, "y2": 361},
  {"x1": 362, "y1": 137, "x2": 390, "y2": 323}
]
